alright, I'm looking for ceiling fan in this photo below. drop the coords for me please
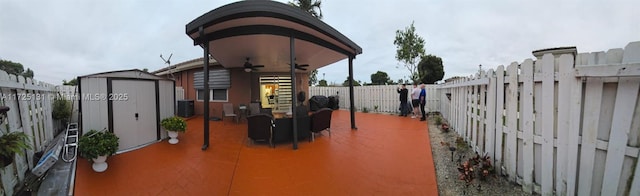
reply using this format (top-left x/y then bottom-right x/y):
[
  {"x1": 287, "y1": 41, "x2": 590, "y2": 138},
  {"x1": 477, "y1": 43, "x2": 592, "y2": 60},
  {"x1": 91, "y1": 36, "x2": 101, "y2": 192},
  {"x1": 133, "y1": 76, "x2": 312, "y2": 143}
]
[
  {"x1": 243, "y1": 57, "x2": 264, "y2": 72},
  {"x1": 287, "y1": 61, "x2": 309, "y2": 71}
]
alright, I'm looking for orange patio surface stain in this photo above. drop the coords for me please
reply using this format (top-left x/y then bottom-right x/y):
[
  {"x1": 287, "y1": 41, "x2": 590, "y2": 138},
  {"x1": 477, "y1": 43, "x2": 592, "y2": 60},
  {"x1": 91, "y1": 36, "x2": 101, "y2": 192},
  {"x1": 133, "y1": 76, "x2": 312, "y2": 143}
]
[{"x1": 74, "y1": 110, "x2": 438, "y2": 195}]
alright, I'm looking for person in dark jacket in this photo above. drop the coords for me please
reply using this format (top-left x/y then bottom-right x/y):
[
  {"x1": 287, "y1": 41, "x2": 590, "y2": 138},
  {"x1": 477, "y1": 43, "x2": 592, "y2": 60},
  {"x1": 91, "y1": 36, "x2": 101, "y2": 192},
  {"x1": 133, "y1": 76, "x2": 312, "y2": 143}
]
[{"x1": 397, "y1": 84, "x2": 409, "y2": 116}]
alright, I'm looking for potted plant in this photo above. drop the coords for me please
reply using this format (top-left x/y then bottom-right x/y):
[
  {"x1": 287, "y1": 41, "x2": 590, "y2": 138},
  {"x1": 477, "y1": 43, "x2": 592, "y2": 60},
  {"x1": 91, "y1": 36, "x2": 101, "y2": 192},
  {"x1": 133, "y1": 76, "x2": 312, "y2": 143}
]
[
  {"x1": 0, "y1": 131, "x2": 31, "y2": 168},
  {"x1": 78, "y1": 130, "x2": 119, "y2": 172},
  {"x1": 161, "y1": 116, "x2": 187, "y2": 144}
]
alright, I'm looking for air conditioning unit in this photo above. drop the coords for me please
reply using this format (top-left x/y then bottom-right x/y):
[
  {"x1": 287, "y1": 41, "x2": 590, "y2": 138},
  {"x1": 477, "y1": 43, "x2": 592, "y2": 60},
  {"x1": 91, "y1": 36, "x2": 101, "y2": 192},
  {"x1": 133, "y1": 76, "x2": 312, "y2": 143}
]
[{"x1": 177, "y1": 100, "x2": 194, "y2": 117}]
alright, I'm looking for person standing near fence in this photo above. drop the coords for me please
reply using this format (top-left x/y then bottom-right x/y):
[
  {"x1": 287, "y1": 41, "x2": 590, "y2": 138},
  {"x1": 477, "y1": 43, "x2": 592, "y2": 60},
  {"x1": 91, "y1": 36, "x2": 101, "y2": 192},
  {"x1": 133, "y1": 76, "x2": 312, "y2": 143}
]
[
  {"x1": 410, "y1": 83, "x2": 421, "y2": 118},
  {"x1": 397, "y1": 84, "x2": 409, "y2": 116},
  {"x1": 419, "y1": 83, "x2": 427, "y2": 121}
]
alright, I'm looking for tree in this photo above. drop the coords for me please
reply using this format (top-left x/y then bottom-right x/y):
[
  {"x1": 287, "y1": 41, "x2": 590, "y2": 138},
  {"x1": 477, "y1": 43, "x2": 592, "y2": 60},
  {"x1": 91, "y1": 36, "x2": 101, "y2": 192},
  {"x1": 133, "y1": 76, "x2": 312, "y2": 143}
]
[
  {"x1": 370, "y1": 71, "x2": 390, "y2": 85},
  {"x1": 318, "y1": 79, "x2": 328, "y2": 86},
  {"x1": 289, "y1": 0, "x2": 322, "y2": 86},
  {"x1": 398, "y1": 79, "x2": 405, "y2": 84},
  {"x1": 342, "y1": 76, "x2": 361, "y2": 86},
  {"x1": 0, "y1": 59, "x2": 35, "y2": 78},
  {"x1": 309, "y1": 70, "x2": 318, "y2": 86},
  {"x1": 142, "y1": 68, "x2": 149, "y2": 72},
  {"x1": 22, "y1": 68, "x2": 34, "y2": 78},
  {"x1": 394, "y1": 21, "x2": 426, "y2": 84},
  {"x1": 288, "y1": 0, "x2": 323, "y2": 19},
  {"x1": 63, "y1": 78, "x2": 78, "y2": 86},
  {"x1": 418, "y1": 54, "x2": 445, "y2": 84},
  {"x1": 0, "y1": 59, "x2": 24, "y2": 75}
]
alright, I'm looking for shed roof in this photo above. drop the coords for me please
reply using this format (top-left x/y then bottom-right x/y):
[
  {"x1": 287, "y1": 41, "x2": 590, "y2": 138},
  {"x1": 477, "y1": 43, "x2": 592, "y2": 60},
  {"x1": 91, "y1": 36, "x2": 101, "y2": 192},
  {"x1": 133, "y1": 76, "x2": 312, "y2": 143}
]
[{"x1": 79, "y1": 69, "x2": 169, "y2": 80}]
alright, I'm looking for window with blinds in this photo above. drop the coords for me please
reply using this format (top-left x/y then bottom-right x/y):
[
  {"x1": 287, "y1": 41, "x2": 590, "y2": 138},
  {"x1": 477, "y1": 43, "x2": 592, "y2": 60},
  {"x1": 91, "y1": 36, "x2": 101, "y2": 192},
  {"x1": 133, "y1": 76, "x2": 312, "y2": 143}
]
[
  {"x1": 193, "y1": 69, "x2": 230, "y2": 89},
  {"x1": 194, "y1": 69, "x2": 230, "y2": 102},
  {"x1": 259, "y1": 76, "x2": 292, "y2": 111}
]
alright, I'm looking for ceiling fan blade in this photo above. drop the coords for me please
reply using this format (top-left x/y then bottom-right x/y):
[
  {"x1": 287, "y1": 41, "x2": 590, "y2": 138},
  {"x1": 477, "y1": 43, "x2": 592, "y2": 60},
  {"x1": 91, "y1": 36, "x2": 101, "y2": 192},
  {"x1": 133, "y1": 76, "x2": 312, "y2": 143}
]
[
  {"x1": 253, "y1": 65, "x2": 265, "y2": 68},
  {"x1": 298, "y1": 64, "x2": 309, "y2": 67},
  {"x1": 295, "y1": 67, "x2": 307, "y2": 71}
]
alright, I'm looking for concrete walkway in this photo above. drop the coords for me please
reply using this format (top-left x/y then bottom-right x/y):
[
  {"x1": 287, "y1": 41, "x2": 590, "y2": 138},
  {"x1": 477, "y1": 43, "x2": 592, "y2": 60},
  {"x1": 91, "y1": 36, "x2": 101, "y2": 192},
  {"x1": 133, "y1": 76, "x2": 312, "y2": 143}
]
[{"x1": 74, "y1": 110, "x2": 437, "y2": 195}]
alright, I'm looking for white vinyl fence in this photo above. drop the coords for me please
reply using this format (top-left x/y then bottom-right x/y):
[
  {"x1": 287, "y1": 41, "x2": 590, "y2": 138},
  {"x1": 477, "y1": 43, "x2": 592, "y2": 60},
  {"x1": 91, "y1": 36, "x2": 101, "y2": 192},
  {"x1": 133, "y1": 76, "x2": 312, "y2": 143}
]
[
  {"x1": 309, "y1": 85, "x2": 439, "y2": 113},
  {"x1": 438, "y1": 41, "x2": 640, "y2": 195},
  {"x1": 0, "y1": 72, "x2": 57, "y2": 196}
]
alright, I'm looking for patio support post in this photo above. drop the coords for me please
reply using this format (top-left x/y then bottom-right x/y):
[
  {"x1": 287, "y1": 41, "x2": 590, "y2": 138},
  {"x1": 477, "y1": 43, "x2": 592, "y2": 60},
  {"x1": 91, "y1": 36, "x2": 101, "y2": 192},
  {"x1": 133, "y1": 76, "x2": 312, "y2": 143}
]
[
  {"x1": 290, "y1": 35, "x2": 299, "y2": 150},
  {"x1": 201, "y1": 26, "x2": 210, "y2": 151},
  {"x1": 348, "y1": 56, "x2": 357, "y2": 130}
]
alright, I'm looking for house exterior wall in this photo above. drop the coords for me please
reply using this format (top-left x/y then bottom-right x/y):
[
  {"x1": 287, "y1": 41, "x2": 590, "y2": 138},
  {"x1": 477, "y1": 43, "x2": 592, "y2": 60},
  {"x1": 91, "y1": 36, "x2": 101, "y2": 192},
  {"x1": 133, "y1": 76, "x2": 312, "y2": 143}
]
[{"x1": 172, "y1": 67, "x2": 309, "y2": 116}]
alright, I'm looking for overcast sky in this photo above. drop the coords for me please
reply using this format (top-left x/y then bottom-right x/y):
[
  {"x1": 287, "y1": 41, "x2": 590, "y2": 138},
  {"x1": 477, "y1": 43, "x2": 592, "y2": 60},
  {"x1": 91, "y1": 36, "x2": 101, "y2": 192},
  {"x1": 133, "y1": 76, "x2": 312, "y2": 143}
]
[{"x1": 1, "y1": 0, "x2": 638, "y2": 85}]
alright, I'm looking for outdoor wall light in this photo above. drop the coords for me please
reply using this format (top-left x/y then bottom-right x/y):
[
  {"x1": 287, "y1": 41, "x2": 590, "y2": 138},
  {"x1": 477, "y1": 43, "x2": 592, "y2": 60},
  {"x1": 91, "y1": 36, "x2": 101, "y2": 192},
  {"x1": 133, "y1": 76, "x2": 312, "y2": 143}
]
[{"x1": 0, "y1": 106, "x2": 9, "y2": 124}]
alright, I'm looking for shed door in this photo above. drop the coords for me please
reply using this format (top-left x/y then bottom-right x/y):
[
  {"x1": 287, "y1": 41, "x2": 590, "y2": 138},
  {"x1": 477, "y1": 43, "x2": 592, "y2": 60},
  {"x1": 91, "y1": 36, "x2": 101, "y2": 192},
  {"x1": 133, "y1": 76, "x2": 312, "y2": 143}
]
[{"x1": 112, "y1": 80, "x2": 157, "y2": 151}]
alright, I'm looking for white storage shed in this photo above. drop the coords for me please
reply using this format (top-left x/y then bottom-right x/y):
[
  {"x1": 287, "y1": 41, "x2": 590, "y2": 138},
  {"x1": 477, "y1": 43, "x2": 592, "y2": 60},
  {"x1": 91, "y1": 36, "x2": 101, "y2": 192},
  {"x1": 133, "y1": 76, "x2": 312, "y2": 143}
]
[{"x1": 78, "y1": 69, "x2": 175, "y2": 152}]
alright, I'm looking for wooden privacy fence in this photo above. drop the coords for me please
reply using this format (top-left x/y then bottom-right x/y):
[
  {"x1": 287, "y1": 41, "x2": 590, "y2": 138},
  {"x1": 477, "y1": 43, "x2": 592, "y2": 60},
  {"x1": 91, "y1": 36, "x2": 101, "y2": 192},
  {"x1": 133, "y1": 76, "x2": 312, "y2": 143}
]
[
  {"x1": 0, "y1": 72, "x2": 57, "y2": 196},
  {"x1": 438, "y1": 41, "x2": 640, "y2": 196},
  {"x1": 309, "y1": 85, "x2": 439, "y2": 113}
]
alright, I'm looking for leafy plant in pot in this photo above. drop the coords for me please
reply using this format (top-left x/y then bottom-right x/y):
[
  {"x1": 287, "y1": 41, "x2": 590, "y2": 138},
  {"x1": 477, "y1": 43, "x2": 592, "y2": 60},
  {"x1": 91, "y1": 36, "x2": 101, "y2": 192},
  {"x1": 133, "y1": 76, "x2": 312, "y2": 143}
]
[
  {"x1": 0, "y1": 131, "x2": 31, "y2": 168},
  {"x1": 161, "y1": 116, "x2": 186, "y2": 144},
  {"x1": 78, "y1": 130, "x2": 119, "y2": 172}
]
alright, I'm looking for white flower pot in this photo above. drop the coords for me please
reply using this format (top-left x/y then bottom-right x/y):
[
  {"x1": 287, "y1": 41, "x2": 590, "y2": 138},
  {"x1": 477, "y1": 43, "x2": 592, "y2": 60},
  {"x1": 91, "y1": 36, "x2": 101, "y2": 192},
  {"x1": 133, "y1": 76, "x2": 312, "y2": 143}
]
[
  {"x1": 168, "y1": 131, "x2": 179, "y2": 144},
  {"x1": 92, "y1": 155, "x2": 108, "y2": 172}
]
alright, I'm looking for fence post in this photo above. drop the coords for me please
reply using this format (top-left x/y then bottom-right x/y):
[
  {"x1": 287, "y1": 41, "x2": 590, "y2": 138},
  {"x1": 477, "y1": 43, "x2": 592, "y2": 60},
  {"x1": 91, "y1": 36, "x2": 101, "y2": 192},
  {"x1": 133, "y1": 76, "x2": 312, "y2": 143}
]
[
  {"x1": 540, "y1": 53, "x2": 555, "y2": 195},
  {"x1": 485, "y1": 69, "x2": 496, "y2": 165},
  {"x1": 505, "y1": 62, "x2": 519, "y2": 181},
  {"x1": 521, "y1": 59, "x2": 535, "y2": 193},
  {"x1": 494, "y1": 65, "x2": 505, "y2": 176}
]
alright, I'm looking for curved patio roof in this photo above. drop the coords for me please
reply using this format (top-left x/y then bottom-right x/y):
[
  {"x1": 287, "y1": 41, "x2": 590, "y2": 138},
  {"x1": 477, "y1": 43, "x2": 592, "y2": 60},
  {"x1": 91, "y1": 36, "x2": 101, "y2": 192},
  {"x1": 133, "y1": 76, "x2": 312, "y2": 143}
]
[{"x1": 185, "y1": 0, "x2": 362, "y2": 72}]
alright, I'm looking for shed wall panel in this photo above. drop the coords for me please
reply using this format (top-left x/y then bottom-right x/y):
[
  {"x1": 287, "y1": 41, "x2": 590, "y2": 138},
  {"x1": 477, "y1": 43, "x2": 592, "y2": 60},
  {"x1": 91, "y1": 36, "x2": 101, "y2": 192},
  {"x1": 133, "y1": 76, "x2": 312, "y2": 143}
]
[{"x1": 80, "y1": 77, "x2": 108, "y2": 134}]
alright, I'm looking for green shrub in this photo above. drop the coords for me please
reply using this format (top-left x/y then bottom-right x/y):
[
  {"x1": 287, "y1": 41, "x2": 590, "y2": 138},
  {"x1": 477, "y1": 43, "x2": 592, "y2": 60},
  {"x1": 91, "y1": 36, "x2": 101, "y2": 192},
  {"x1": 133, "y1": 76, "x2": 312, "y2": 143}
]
[
  {"x1": 78, "y1": 130, "x2": 119, "y2": 160},
  {"x1": 362, "y1": 107, "x2": 369, "y2": 113},
  {"x1": 52, "y1": 96, "x2": 71, "y2": 120},
  {"x1": 434, "y1": 115, "x2": 442, "y2": 125},
  {"x1": 161, "y1": 116, "x2": 187, "y2": 132},
  {"x1": 456, "y1": 137, "x2": 468, "y2": 152},
  {"x1": 0, "y1": 132, "x2": 31, "y2": 167}
]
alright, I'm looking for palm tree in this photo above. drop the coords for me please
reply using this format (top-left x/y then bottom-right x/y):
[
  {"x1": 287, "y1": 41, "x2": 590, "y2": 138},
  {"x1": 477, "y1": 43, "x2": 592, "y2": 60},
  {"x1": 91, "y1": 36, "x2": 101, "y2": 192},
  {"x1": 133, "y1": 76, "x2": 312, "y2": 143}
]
[
  {"x1": 288, "y1": 0, "x2": 323, "y2": 19},
  {"x1": 289, "y1": 0, "x2": 323, "y2": 86}
]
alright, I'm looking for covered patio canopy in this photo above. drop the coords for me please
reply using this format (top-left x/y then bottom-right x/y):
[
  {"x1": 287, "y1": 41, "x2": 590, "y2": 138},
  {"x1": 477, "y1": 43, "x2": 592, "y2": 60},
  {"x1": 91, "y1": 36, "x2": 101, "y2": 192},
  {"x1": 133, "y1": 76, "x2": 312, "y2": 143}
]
[{"x1": 186, "y1": 0, "x2": 362, "y2": 150}]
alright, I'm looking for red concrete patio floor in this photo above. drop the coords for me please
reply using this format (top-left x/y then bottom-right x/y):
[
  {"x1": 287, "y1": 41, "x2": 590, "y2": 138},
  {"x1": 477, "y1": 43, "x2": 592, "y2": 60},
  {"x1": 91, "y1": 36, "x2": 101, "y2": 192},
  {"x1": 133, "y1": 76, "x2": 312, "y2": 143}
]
[{"x1": 74, "y1": 110, "x2": 437, "y2": 195}]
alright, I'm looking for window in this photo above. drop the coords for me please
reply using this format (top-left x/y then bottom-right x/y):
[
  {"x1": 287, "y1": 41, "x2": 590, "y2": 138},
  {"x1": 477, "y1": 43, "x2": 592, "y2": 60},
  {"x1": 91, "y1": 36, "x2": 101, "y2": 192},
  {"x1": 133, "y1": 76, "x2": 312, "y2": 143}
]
[
  {"x1": 259, "y1": 76, "x2": 291, "y2": 111},
  {"x1": 196, "y1": 89, "x2": 228, "y2": 102}
]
